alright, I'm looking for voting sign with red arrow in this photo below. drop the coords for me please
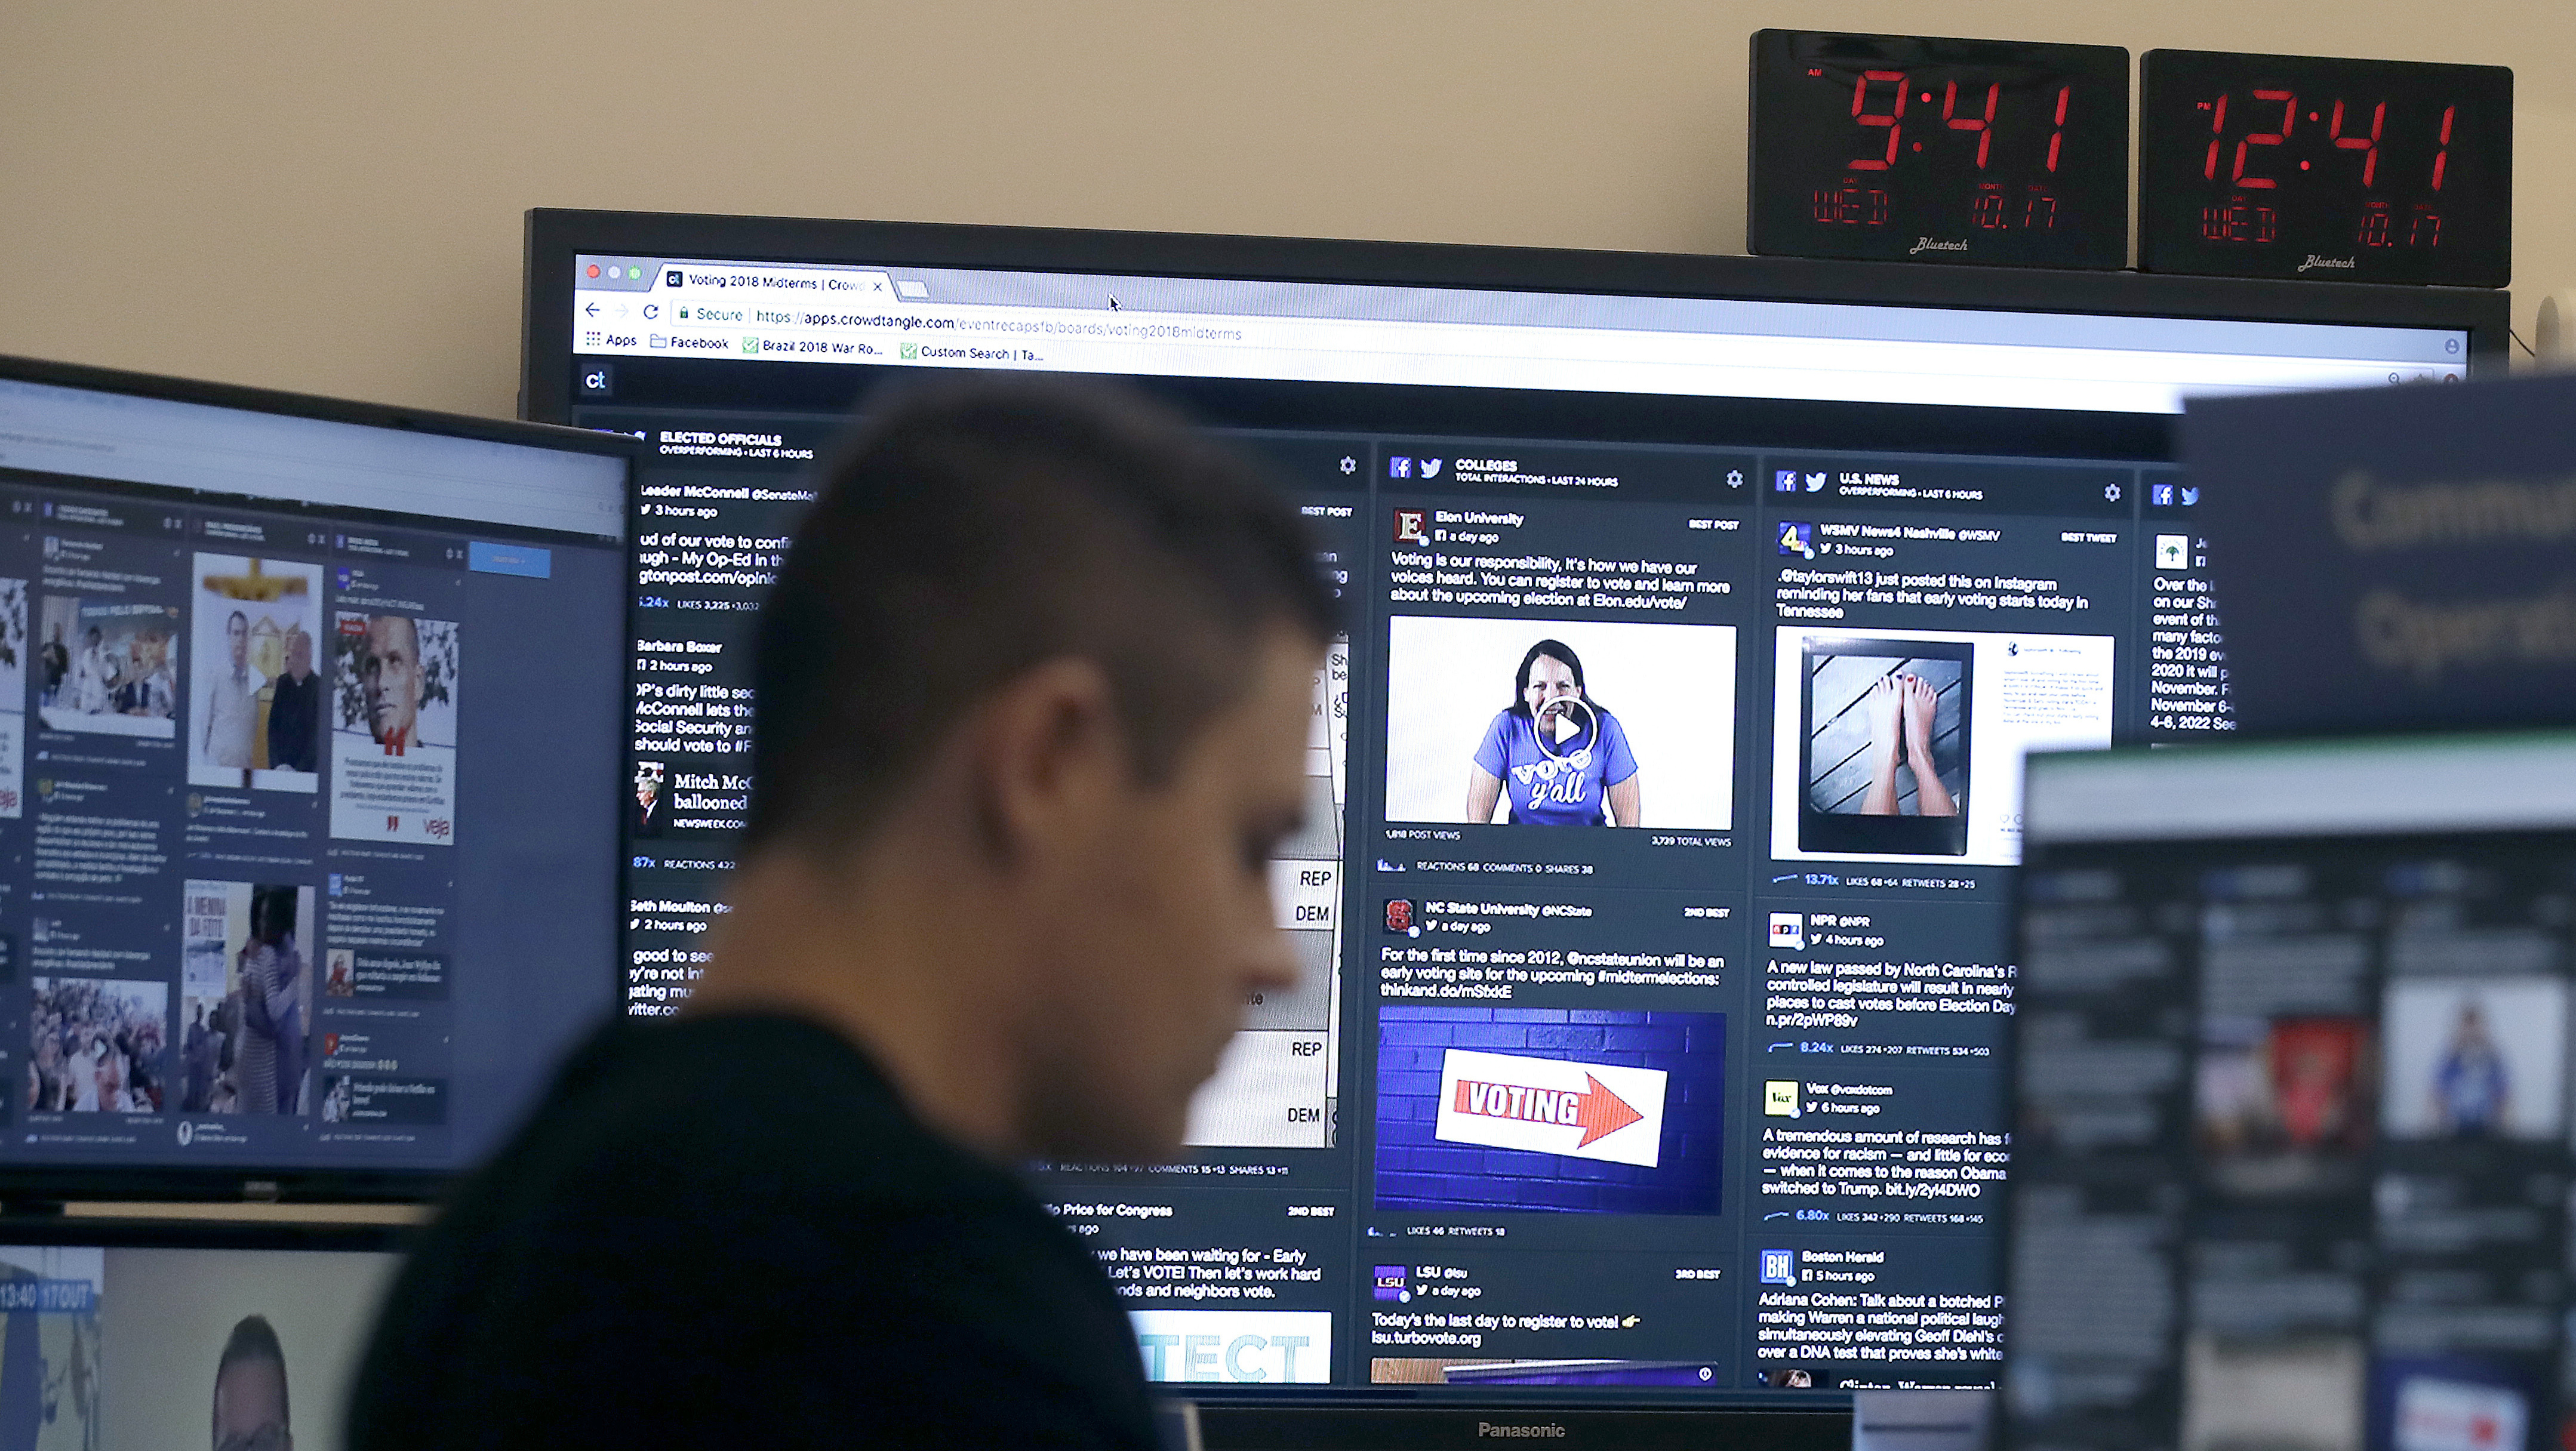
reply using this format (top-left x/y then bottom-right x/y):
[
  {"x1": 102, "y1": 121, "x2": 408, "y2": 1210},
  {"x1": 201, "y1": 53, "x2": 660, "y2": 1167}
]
[{"x1": 1433, "y1": 1049, "x2": 1668, "y2": 1167}]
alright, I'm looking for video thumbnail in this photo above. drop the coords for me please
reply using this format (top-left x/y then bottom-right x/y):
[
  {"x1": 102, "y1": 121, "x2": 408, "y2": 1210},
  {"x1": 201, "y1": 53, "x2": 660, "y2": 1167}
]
[{"x1": 1382, "y1": 616, "x2": 1735, "y2": 830}]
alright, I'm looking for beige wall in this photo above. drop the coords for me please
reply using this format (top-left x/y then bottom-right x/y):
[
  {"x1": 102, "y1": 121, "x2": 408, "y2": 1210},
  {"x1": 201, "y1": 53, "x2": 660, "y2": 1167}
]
[{"x1": 2, "y1": 1, "x2": 2569, "y2": 420}]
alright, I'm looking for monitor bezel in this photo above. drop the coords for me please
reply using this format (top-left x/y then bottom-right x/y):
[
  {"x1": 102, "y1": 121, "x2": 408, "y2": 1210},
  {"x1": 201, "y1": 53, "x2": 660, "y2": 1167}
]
[
  {"x1": 0, "y1": 350, "x2": 639, "y2": 1207},
  {"x1": 521, "y1": 207, "x2": 2510, "y2": 426}
]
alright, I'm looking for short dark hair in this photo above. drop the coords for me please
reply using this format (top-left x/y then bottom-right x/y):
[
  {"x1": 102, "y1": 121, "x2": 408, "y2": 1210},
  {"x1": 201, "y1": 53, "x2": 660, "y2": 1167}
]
[
  {"x1": 747, "y1": 381, "x2": 1338, "y2": 853},
  {"x1": 1508, "y1": 639, "x2": 1590, "y2": 719},
  {"x1": 214, "y1": 1313, "x2": 289, "y2": 1429}
]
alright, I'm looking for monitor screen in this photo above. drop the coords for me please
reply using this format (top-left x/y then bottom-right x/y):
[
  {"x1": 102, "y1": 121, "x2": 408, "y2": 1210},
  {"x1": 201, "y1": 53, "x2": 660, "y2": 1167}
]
[
  {"x1": 526, "y1": 211, "x2": 2503, "y2": 1400},
  {"x1": 0, "y1": 359, "x2": 632, "y2": 1197},
  {"x1": 2009, "y1": 735, "x2": 2576, "y2": 1451},
  {"x1": 0, "y1": 1224, "x2": 402, "y2": 1451}
]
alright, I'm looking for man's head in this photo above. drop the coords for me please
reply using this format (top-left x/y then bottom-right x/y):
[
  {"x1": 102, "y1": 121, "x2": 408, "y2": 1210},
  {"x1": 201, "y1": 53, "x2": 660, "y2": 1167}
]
[
  {"x1": 358, "y1": 616, "x2": 421, "y2": 745},
  {"x1": 251, "y1": 885, "x2": 296, "y2": 948},
  {"x1": 747, "y1": 381, "x2": 1337, "y2": 1159},
  {"x1": 212, "y1": 1314, "x2": 290, "y2": 1451},
  {"x1": 226, "y1": 611, "x2": 248, "y2": 669},
  {"x1": 283, "y1": 627, "x2": 311, "y2": 682}
]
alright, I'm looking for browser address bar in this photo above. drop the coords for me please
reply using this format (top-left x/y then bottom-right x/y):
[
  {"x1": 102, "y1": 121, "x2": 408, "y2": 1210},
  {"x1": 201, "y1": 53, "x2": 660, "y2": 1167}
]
[{"x1": 589, "y1": 267, "x2": 2453, "y2": 415}]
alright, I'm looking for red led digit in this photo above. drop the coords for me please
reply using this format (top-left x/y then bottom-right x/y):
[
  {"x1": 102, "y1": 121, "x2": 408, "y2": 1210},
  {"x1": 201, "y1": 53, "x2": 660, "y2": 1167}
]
[
  {"x1": 2359, "y1": 201, "x2": 2392, "y2": 248},
  {"x1": 2046, "y1": 85, "x2": 2069, "y2": 172},
  {"x1": 2230, "y1": 89, "x2": 2295, "y2": 190},
  {"x1": 2024, "y1": 189, "x2": 2058, "y2": 230},
  {"x1": 2202, "y1": 93, "x2": 2230, "y2": 182},
  {"x1": 1972, "y1": 182, "x2": 2008, "y2": 229},
  {"x1": 2432, "y1": 104, "x2": 2454, "y2": 190},
  {"x1": 2409, "y1": 206, "x2": 2441, "y2": 247},
  {"x1": 1944, "y1": 80, "x2": 2000, "y2": 168},
  {"x1": 2329, "y1": 99, "x2": 2385, "y2": 188},
  {"x1": 1849, "y1": 70, "x2": 1906, "y2": 171}
]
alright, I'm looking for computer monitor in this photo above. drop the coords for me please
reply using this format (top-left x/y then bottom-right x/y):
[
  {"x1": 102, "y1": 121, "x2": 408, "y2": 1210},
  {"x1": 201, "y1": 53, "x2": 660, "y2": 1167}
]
[
  {"x1": 0, "y1": 1218, "x2": 404, "y2": 1450},
  {"x1": 2009, "y1": 734, "x2": 2576, "y2": 1451},
  {"x1": 0, "y1": 356, "x2": 633, "y2": 1201},
  {"x1": 524, "y1": 208, "x2": 2505, "y2": 1404}
]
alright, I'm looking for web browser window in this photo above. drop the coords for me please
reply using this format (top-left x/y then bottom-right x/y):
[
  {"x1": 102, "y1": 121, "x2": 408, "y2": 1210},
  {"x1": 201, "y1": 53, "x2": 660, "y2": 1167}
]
[{"x1": 563, "y1": 252, "x2": 2469, "y2": 1394}]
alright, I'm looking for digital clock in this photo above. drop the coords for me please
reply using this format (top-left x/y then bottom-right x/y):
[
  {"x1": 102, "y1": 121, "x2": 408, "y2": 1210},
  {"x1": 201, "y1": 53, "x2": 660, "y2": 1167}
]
[
  {"x1": 1747, "y1": 30, "x2": 2129, "y2": 269},
  {"x1": 2139, "y1": 50, "x2": 2510, "y2": 286}
]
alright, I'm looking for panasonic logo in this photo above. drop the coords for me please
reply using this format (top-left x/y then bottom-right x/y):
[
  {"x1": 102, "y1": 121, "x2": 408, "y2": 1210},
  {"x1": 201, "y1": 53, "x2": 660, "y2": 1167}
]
[{"x1": 1478, "y1": 1424, "x2": 1569, "y2": 1439}]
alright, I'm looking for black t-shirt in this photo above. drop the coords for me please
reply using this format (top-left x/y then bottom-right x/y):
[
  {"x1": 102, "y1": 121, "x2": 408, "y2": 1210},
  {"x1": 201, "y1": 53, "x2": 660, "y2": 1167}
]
[{"x1": 347, "y1": 1013, "x2": 1161, "y2": 1449}]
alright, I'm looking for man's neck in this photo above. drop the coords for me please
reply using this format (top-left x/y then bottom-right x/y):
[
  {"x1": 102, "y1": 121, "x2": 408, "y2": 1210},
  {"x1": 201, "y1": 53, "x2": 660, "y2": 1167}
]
[{"x1": 687, "y1": 842, "x2": 1028, "y2": 1159}]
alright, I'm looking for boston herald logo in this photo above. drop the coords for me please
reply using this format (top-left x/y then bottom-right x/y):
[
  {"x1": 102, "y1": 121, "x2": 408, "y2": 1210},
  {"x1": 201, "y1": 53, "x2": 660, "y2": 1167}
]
[{"x1": 1910, "y1": 236, "x2": 1971, "y2": 255}]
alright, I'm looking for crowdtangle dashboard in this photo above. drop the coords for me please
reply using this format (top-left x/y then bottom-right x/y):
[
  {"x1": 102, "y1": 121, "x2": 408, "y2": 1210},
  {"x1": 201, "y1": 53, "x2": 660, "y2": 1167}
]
[
  {"x1": 553, "y1": 248, "x2": 2473, "y2": 1395},
  {"x1": 0, "y1": 366, "x2": 630, "y2": 1194}
]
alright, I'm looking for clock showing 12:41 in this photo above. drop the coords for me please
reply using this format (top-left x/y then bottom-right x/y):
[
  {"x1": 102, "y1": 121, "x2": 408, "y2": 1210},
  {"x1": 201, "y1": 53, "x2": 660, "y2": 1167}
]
[{"x1": 2138, "y1": 50, "x2": 2511, "y2": 286}]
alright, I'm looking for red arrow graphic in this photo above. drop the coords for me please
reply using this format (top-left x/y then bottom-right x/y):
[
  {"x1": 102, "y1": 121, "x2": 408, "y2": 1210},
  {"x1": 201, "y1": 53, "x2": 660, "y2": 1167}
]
[
  {"x1": 1575, "y1": 1074, "x2": 1644, "y2": 1147},
  {"x1": 1451, "y1": 1071, "x2": 1648, "y2": 1148}
]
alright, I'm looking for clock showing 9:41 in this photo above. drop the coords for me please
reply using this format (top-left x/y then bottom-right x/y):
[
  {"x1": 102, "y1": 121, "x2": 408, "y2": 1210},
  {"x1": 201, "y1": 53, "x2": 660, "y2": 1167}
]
[
  {"x1": 2139, "y1": 50, "x2": 2511, "y2": 286},
  {"x1": 1747, "y1": 30, "x2": 2131, "y2": 269}
]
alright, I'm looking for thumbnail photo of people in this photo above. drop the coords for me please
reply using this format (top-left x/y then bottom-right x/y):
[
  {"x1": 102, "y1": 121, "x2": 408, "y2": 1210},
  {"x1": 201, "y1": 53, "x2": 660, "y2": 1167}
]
[
  {"x1": 2381, "y1": 976, "x2": 2566, "y2": 1141},
  {"x1": 35, "y1": 594, "x2": 178, "y2": 738},
  {"x1": 1768, "y1": 627, "x2": 2115, "y2": 867},
  {"x1": 0, "y1": 578, "x2": 26, "y2": 820},
  {"x1": 630, "y1": 760, "x2": 666, "y2": 837},
  {"x1": 1795, "y1": 638, "x2": 1970, "y2": 857},
  {"x1": 1380, "y1": 616, "x2": 1737, "y2": 830},
  {"x1": 26, "y1": 976, "x2": 168, "y2": 1114},
  {"x1": 186, "y1": 555, "x2": 324, "y2": 793},
  {"x1": 2195, "y1": 1014, "x2": 2374, "y2": 1197},
  {"x1": 178, "y1": 881, "x2": 316, "y2": 1116},
  {"x1": 328, "y1": 611, "x2": 459, "y2": 846}
]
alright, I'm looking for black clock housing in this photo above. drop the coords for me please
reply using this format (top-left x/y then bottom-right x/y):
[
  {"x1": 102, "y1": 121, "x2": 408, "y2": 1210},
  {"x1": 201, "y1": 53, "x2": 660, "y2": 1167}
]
[
  {"x1": 2139, "y1": 50, "x2": 2511, "y2": 286},
  {"x1": 1747, "y1": 30, "x2": 2130, "y2": 269}
]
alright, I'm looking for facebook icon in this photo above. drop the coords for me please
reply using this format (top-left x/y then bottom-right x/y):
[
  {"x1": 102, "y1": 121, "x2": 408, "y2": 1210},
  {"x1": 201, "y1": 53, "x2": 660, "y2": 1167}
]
[
  {"x1": 1774, "y1": 469, "x2": 1799, "y2": 492},
  {"x1": 1759, "y1": 1249, "x2": 1796, "y2": 1286},
  {"x1": 2151, "y1": 482, "x2": 2175, "y2": 507},
  {"x1": 1389, "y1": 457, "x2": 1415, "y2": 480}
]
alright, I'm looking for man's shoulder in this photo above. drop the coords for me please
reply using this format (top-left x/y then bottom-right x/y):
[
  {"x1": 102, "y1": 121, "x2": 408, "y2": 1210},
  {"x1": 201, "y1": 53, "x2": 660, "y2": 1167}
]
[{"x1": 471, "y1": 1013, "x2": 1023, "y2": 1215}]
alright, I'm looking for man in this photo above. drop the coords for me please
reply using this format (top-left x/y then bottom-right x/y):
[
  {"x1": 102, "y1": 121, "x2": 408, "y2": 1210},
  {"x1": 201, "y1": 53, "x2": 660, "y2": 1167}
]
[
  {"x1": 70, "y1": 626, "x2": 115, "y2": 716},
  {"x1": 213, "y1": 1314, "x2": 292, "y2": 1451},
  {"x1": 38, "y1": 621, "x2": 66, "y2": 705},
  {"x1": 202, "y1": 611, "x2": 258, "y2": 768},
  {"x1": 355, "y1": 615, "x2": 421, "y2": 753},
  {"x1": 629, "y1": 762, "x2": 664, "y2": 836},
  {"x1": 349, "y1": 382, "x2": 1334, "y2": 1448},
  {"x1": 266, "y1": 627, "x2": 319, "y2": 772}
]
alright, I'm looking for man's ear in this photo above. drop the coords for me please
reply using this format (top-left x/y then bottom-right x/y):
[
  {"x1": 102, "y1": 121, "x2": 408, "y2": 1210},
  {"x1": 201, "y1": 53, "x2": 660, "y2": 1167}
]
[{"x1": 964, "y1": 657, "x2": 1127, "y2": 866}]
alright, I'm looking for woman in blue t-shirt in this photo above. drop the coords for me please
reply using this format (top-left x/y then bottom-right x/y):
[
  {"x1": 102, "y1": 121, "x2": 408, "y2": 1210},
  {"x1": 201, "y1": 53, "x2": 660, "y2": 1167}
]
[{"x1": 1465, "y1": 639, "x2": 1642, "y2": 827}]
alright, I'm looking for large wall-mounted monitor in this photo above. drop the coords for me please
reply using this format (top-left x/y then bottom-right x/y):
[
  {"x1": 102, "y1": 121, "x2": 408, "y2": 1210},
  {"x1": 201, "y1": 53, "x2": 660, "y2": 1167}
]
[
  {"x1": 0, "y1": 356, "x2": 633, "y2": 1201},
  {"x1": 524, "y1": 208, "x2": 2504, "y2": 1405}
]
